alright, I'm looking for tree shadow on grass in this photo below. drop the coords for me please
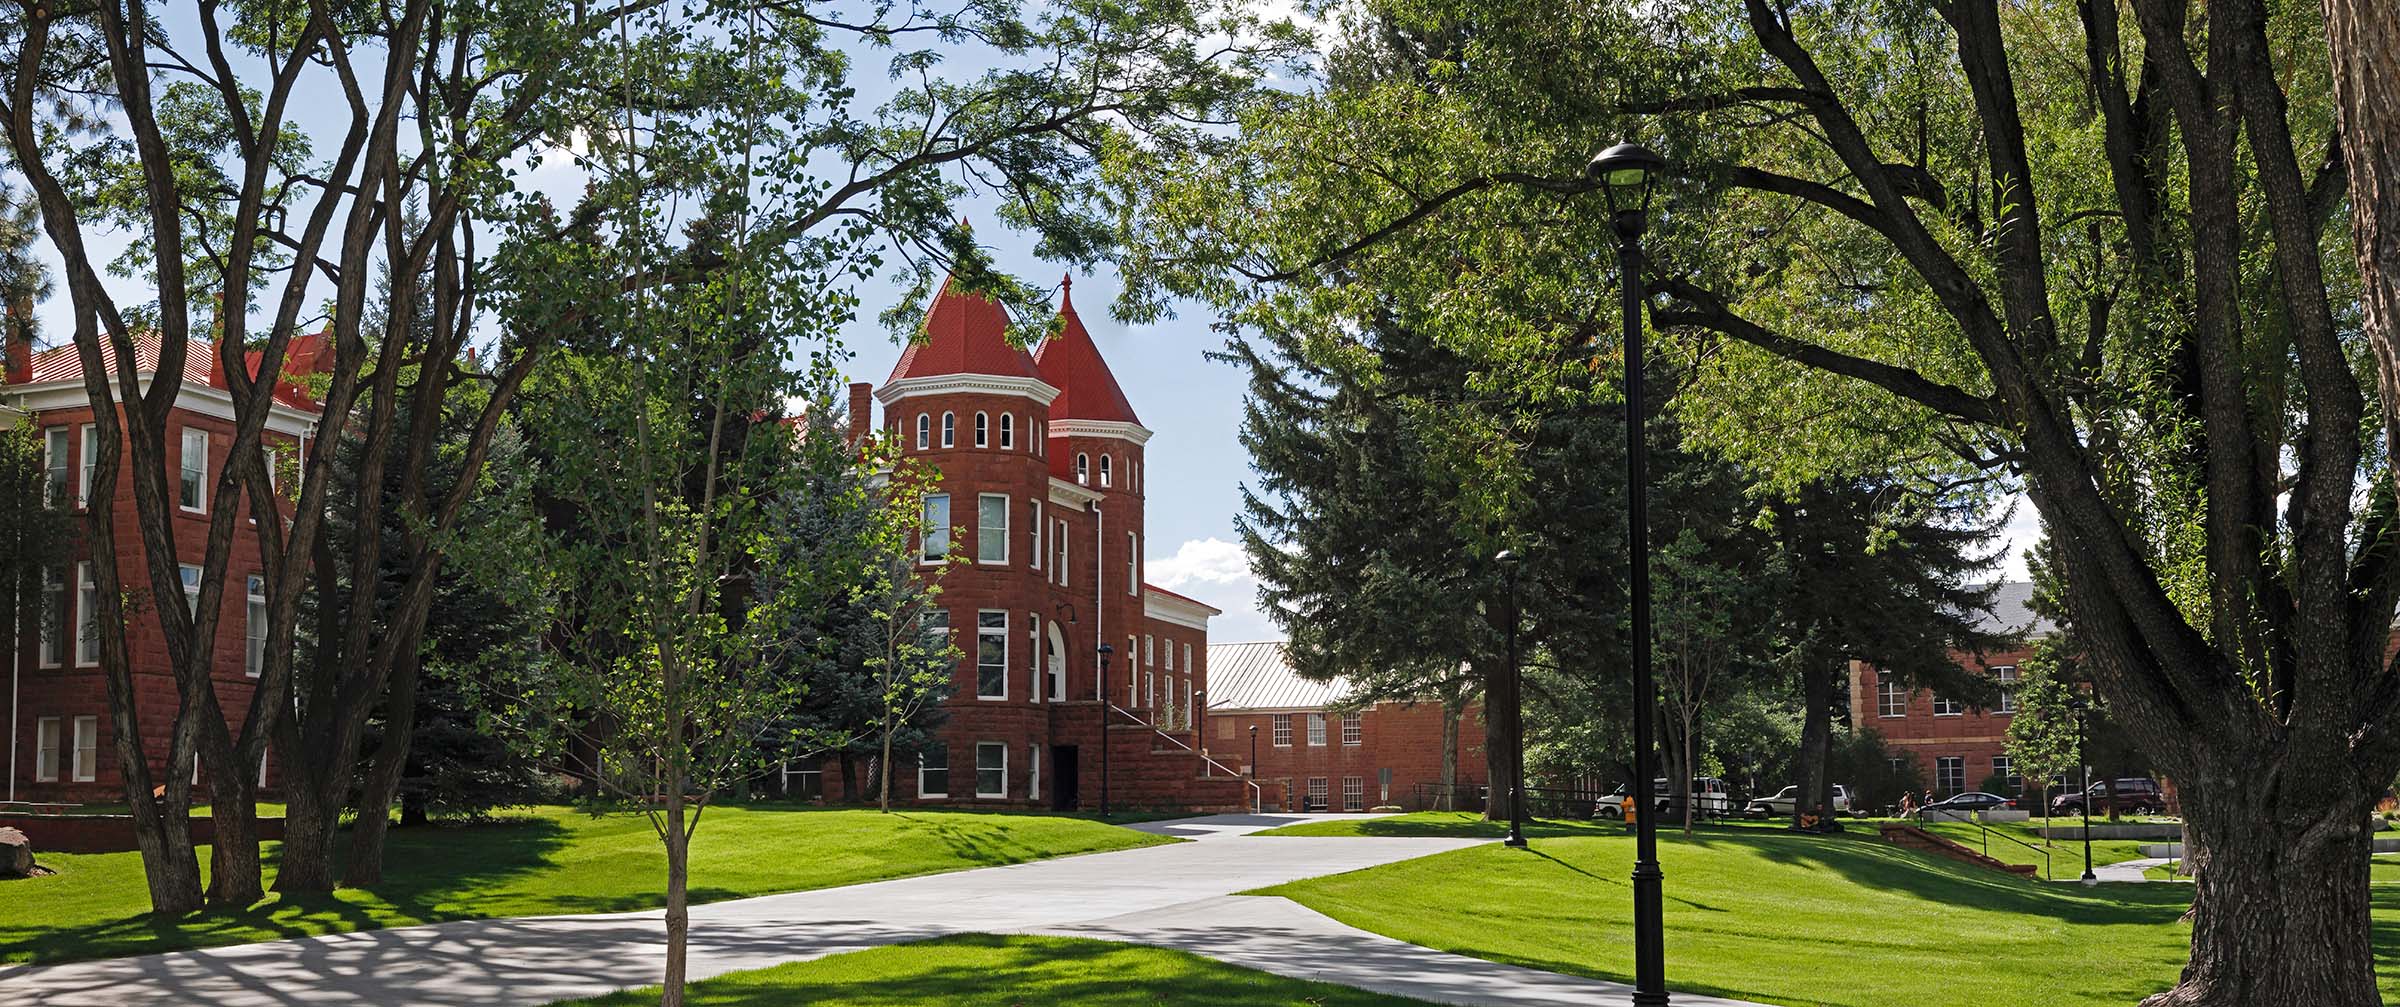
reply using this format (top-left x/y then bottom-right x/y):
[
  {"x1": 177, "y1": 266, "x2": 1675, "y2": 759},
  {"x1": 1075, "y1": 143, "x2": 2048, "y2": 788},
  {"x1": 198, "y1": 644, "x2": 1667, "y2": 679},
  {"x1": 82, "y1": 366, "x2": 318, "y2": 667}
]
[{"x1": 1669, "y1": 828, "x2": 2193, "y2": 926}]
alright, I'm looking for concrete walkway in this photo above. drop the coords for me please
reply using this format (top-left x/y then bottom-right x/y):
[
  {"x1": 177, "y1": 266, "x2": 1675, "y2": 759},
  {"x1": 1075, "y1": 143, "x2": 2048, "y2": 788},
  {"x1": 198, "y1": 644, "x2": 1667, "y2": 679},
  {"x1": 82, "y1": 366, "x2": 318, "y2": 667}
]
[
  {"x1": 1, "y1": 813, "x2": 1770, "y2": 1007},
  {"x1": 2086, "y1": 856, "x2": 2178, "y2": 883}
]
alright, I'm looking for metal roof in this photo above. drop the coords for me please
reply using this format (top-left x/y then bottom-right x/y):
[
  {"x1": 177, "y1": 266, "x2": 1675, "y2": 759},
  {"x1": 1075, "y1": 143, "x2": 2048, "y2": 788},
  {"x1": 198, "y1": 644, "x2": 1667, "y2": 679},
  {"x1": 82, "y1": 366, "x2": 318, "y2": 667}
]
[
  {"x1": 1206, "y1": 641, "x2": 1349, "y2": 711},
  {"x1": 1979, "y1": 581, "x2": 2056, "y2": 637}
]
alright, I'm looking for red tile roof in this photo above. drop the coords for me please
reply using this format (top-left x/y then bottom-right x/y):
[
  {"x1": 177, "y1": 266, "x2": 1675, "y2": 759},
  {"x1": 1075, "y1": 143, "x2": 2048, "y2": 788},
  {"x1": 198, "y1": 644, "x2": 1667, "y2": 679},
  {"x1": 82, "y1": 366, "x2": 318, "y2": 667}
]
[
  {"x1": 887, "y1": 275, "x2": 1044, "y2": 383},
  {"x1": 1033, "y1": 279, "x2": 1141, "y2": 425},
  {"x1": 28, "y1": 330, "x2": 330, "y2": 410}
]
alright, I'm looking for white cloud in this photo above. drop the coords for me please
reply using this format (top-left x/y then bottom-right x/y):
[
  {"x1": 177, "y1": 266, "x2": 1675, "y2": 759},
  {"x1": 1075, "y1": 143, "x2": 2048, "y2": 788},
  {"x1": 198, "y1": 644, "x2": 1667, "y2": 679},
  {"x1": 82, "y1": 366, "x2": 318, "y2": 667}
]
[{"x1": 1150, "y1": 537, "x2": 1281, "y2": 642}]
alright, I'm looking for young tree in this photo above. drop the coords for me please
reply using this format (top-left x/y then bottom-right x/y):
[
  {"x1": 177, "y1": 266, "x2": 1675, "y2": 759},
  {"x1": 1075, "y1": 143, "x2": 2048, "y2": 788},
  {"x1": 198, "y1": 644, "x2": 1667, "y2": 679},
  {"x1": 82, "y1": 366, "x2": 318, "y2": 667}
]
[
  {"x1": 2005, "y1": 662, "x2": 2082, "y2": 833},
  {"x1": 0, "y1": 0, "x2": 1300, "y2": 911},
  {"x1": 1652, "y1": 529, "x2": 1758, "y2": 834}
]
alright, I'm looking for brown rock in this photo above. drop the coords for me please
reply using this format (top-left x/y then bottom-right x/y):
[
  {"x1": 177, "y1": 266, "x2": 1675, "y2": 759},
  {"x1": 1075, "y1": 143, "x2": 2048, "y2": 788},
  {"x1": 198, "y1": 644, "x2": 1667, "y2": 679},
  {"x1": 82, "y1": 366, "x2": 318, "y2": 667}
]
[{"x1": 0, "y1": 826, "x2": 31, "y2": 877}]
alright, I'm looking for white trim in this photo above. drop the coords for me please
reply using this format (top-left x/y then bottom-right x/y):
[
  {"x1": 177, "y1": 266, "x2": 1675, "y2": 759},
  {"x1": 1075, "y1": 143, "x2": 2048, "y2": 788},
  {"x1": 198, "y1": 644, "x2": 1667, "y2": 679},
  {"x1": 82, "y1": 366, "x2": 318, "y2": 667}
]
[
  {"x1": 975, "y1": 741, "x2": 1008, "y2": 799},
  {"x1": 70, "y1": 714, "x2": 98, "y2": 782},
  {"x1": 75, "y1": 562, "x2": 98, "y2": 667},
  {"x1": 1144, "y1": 588, "x2": 1219, "y2": 629},
  {"x1": 976, "y1": 492, "x2": 1010, "y2": 565},
  {"x1": 975, "y1": 610, "x2": 1009, "y2": 700},
  {"x1": 8, "y1": 377, "x2": 318, "y2": 434},
  {"x1": 917, "y1": 746, "x2": 950, "y2": 800},
  {"x1": 179, "y1": 427, "x2": 209, "y2": 513},
  {"x1": 875, "y1": 373, "x2": 1061, "y2": 407},
  {"x1": 1048, "y1": 476, "x2": 1102, "y2": 507},
  {"x1": 1048, "y1": 418, "x2": 1154, "y2": 445},
  {"x1": 34, "y1": 717, "x2": 60, "y2": 782}
]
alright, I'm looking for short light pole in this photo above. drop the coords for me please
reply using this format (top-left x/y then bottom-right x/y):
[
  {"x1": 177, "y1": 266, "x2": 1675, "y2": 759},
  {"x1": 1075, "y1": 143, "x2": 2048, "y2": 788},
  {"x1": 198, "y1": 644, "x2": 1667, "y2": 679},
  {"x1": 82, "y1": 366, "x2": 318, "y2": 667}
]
[
  {"x1": 1249, "y1": 723, "x2": 1261, "y2": 813},
  {"x1": 2072, "y1": 696, "x2": 2096, "y2": 884},
  {"x1": 1099, "y1": 643, "x2": 1115, "y2": 816},
  {"x1": 1588, "y1": 140, "x2": 1670, "y2": 1007},
  {"x1": 1496, "y1": 549, "x2": 1528, "y2": 849}
]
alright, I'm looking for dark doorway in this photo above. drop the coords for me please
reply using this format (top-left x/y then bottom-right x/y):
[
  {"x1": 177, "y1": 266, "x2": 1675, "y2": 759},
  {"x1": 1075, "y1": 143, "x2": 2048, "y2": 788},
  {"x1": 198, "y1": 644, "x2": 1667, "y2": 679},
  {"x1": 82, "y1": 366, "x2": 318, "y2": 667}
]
[{"x1": 1051, "y1": 745, "x2": 1081, "y2": 811}]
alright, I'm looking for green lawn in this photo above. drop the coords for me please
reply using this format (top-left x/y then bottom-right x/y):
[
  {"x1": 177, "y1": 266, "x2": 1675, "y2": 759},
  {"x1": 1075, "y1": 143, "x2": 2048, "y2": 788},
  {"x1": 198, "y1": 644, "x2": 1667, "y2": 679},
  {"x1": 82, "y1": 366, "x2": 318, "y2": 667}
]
[
  {"x1": 552, "y1": 933, "x2": 1436, "y2": 1006},
  {"x1": 1252, "y1": 822, "x2": 2400, "y2": 1006},
  {"x1": 0, "y1": 805, "x2": 1174, "y2": 965},
  {"x1": 1251, "y1": 811, "x2": 1626, "y2": 839},
  {"x1": 1908, "y1": 817, "x2": 2155, "y2": 876}
]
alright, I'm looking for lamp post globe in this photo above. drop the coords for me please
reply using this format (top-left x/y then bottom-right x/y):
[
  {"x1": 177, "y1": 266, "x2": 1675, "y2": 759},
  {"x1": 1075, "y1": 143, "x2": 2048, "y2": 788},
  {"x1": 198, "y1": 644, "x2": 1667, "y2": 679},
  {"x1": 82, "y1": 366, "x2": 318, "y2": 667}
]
[
  {"x1": 1099, "y1": 643, "x2": 1115, "y2": 816},
  {"x1": 1589, "y1": 139, "x2": 1669, "y2": 1007},
  {"x1": 1495, "y1": 549, "x2": 1528, "y2": 849}
]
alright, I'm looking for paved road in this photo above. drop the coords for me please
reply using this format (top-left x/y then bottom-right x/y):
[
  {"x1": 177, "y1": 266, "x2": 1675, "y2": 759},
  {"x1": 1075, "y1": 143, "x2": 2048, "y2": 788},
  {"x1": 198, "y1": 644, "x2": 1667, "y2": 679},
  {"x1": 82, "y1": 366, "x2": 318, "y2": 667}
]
[{"x1": 2, "y1": 813, "x2": 1768, "y2": 1006}]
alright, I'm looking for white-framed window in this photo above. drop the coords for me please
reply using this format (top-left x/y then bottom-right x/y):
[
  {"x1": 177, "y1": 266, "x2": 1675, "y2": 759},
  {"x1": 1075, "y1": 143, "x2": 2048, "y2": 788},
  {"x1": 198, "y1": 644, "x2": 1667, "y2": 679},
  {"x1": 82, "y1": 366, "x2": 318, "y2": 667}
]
[
  {"x1": 1877, "y1": 678, "x2": 1908, "y2": 718},
  {"x1": 1936, "y1": 756, "x2": 1965, "y2": 795},
  {"x1": 1000, "y1": 413, "x2": 1014, "y2": 450},
  {"x1": 976, "y1": 741, "x2": 1007, "y2": 798},
  {"x1": 180, "y1": 564, "x2": 202, "y2": 616},
  {"x1": 1027, "y1": 614, "x2": 1043, "y2": 702},
  {"x1": 1343, "y1": 776, "x2": 1365, "y2": 812},
  {"x1": 1076, "y1": 452, "x2": 1089, "y2": 484},
  {"x1": 922, "y1": 493, "x2": 950, "y2": 562},
  {"x1": 922, "y1": 608, "x2": 950, "y2": 653},
  {"x1": 1379, "y1": 768, "x2": 1393, "y2": 803},
  {"x1": 1994, "y1": 665, "x2": 2019, "y2": 713},
  {"x1": 1305, "y1": 776, "x2": 1328, "y2": 811},
  {"x1": 1034, "y1": 420, "x2": 1044, "y2": 455},
  {"x1": 1126, "y1": 532, "x2": 1138, "y2": 594},
  {"x1": 179, "y1": 427, "x2": 208, "y2": 512},
  {"x1": 1030, "y1": 500, "x2": 1043, "y2": 571},
  {"x1": 79, "y1": 424, "x2": 97, "y2": 507},
  {"x1": 76, "y1": 562, "x2": 99, "y2": 665},
  {"x1": 44, "y1": 427, "x2": 69, "y2": 505},
  {"x1": 977, "y1": 494, "x2": 1009, "y2": 564},
  {"x1": 71, "y1": 714, "x2": 98, "y2": 782},
  {"x1": 974, "y1": 411, "x2": 989, "y2": 448},
  {"x1": 1932, "y1": 694, "x2": 1965, "y2": 717},
  {"x1": 918, "y1": 744, "x2": 949, "y2": 798},
  {"x1": 1888, "y1": 757, "x2": 1909, "y2": 775},
  {"x1": 34, "y1": 717, "x2": 59, "y2": 782},
  {"x1": 1099, "y1": 454, "x2": 1112, "y2": 487},
  {"x1": 39, "y1": 565, "x2": 65, "y2": 667},
  {"x1": 1342, "y1": 713, "x2": 1363, "y2": 746},
  {"x1": 1307, "y1": 713, "x2": 1327, "y2": 746},
  {"x1": 1144, "y1": 634, "x2": 1154, "y2": 667},
  {"x1": 1992, "y1": 755, "x2": 2021, "y2": 792},
  {"x1": 1272, "y1": 713, "x2": 1292, "y2": 746},
  {"x1": 1145, "y1": 668, "x2": 1155, "y2": 708},
  {"x1": 1029, "y1": 743, "x2": 1041, "y2": 800},
  {"x1": 1056, "y1": 521, "x2": 1069, "y2": 585},
  {"x1": 1184, "y1": 643, "x2": 1192, "y2": 672},
  {"x1": 245, "y1": 575, "x2": 267, "y2": 678},
  {"x1": 977, "y1": 611, "x2": 1008, "y2": 699},
  {"x1": 941, "y1": 412, "x2": 956, "y2": 448},
  {"x1": 916, "y1": 413, "x2": 931, "y2": 450},
  {"x1": 1163, "y1": 641, "x2": 1174, "y2": 671}
]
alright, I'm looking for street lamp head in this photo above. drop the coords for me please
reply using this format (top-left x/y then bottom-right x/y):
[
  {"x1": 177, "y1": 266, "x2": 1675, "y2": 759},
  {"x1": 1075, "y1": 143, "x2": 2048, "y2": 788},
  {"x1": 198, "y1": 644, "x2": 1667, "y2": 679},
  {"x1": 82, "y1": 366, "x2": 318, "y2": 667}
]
[
  {"x1": 1586, "y1": 141, "x2": 1666, "y2": 237},
  {"x1": 1249, "y1": 724, "x2": 1258, "y2": 735},
  {"x1": 1494, "y1": 549, "x2": 1520, "y2": 566}
]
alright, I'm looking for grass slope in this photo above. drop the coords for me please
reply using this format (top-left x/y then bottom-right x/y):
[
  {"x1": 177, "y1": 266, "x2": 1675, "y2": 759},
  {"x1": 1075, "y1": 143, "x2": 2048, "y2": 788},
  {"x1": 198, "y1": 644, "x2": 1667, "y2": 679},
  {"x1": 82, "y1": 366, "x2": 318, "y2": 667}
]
[
  {"x1": 1, "y1": 805, "x2": 1172, "y2": 965},
  {"x1": 553, "y1": 934, "x2": 1438, "y2": 1006},
  {"x1": 1255, "y1": 817, "x2": 2400, "y2": 1006}
]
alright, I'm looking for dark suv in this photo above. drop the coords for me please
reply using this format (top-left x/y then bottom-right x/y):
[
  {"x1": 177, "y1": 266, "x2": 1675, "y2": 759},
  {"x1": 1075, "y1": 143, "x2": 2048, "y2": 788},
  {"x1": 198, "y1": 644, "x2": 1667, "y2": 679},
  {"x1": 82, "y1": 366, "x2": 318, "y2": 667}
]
[{"x1": 2050, "y1": 777, "x2": 2165, "y2": 816}]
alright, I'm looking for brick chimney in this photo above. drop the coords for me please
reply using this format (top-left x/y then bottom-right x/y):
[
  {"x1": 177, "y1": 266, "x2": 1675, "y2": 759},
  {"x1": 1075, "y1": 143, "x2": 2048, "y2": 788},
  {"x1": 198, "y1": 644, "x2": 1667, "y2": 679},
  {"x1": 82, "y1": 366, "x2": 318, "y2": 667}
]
[
  {"x1": 3, "y1": 301, "x2": 31, "y2": 385},
  {"x1": 847, "y1": 382, "x2": 873, "y2": 446}
]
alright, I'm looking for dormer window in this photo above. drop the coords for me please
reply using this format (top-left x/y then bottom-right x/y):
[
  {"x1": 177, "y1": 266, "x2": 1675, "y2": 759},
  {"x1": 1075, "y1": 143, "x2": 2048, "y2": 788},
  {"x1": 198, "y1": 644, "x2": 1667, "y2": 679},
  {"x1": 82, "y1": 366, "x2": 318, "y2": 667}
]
[
  {"x1": 974, "y1": 412, "x2": 989, "y2": 448},
  {"x1": 916, "y1": 414, "x2": 931, "y2": 450},
  {"x1": 1076, "y1": 453, "x2": 1089, "y2": 484},
  {"x1": 1099, "y1": 454, "x2": 1112, "y2": 488},
  {"x1": 941, "y1": 412, "x2": 956, "y2": 448},
  {"x1": 1000, "y1": 414, "x2": 1014, "y2": 450}
]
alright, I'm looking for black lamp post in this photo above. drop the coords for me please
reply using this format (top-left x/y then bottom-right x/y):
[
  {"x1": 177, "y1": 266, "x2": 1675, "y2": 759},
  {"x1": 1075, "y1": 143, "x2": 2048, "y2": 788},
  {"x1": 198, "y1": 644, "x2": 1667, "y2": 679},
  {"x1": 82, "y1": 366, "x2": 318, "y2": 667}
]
[
  {"x1": 1099, "y1": 642, "x2": 1115, "y2": 816},
  {"x1": 1496, "y1": 549, "x2": 1528, "y2": 849},
  {"x1": 1588, "y1": 140, "x2": 1669, "y2": 1007},
  {"x1": 1249, "y1": 724, "x2": 1261, "y2": 813},
  {"x1": 2071, "y1": 695, "x2": 2096, "y2": 884}
]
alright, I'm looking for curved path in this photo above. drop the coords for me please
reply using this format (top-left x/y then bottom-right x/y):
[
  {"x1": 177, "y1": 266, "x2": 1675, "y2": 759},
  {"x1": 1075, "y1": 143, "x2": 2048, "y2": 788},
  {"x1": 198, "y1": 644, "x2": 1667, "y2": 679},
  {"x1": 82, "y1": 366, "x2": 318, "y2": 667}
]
[{"x1": 1, "y1": 813, "x2": 1767, "y2": 1007}]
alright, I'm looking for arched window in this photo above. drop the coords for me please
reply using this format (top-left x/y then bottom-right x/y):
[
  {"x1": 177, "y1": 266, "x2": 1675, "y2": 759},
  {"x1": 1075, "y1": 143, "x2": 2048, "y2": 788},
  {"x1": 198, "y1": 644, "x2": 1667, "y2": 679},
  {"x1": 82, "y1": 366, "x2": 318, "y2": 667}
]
[
  {"x1": 999, "y1": 413, "x2": 1015, "y2": 450},
  {"x1": 916, "y1": 414, "x2": 930, "y2": 451},
  {"x1": 1099, "y1": 454, "x2": 1112, "y2": 487},
  {"x1": 974, "y1": 412, "x2": 989, "y2": 448},
  {"x1": 1076, "y1": 453, "x2": 1090, "y2": 484},
  {"x1": 941, "y1": 412, "x2": 956, "y2": 448}
]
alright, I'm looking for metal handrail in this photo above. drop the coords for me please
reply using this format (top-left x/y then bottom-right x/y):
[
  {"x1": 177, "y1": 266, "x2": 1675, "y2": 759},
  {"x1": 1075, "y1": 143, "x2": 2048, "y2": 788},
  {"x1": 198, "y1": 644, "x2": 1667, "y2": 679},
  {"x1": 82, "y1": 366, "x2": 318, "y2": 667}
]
[
  {"x1": 1107, "y1": 703, "x2": 1264, "y2": 813},
  {"x1": 1963, "y1": 813, "x2": 2054, "y2": 881}
]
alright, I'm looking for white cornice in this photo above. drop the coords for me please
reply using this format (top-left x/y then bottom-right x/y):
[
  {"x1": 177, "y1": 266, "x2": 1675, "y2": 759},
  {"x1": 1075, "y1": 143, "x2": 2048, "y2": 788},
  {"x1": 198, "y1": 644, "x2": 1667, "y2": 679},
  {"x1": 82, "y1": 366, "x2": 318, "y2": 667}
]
[
  {"x1": 5, "y1": 375, "x2": 321, "y2": 436},
  {"x1": 1144, "y1": 587, "x2": 1219, "y2": 629},
  {"x1": 0, "y1": 402, "x2": 23, "y2": 429},
  {"x1": 1048, "y1": 476, "x2": 1103, "y2": 508},
  {"x1": 1049, "y1": 418, "x2": 1153, "y2": 446},
  {"x1": 876, "y1": 373, "x2": 1061, "y2": 407}
]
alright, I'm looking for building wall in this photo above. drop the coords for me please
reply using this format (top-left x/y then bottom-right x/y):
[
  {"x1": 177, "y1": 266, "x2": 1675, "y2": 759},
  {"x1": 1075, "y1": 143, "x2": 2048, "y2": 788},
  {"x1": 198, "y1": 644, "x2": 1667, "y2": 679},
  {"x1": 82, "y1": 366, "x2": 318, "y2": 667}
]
[
  {"x1": 1208, "y1": 701, "x2": 1485, "y2": 811},
  {"x1": 8, "y1": 403, "x2": 294, "y2": 802},
  {"x1": 1849, "y1": 650, "x2": 2033, "y2": 800}
]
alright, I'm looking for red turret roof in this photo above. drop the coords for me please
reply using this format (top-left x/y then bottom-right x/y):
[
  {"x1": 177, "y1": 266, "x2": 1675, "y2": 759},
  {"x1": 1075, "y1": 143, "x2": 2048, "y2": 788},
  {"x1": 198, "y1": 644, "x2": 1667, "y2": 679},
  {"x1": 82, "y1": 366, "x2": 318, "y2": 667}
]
[
  {"x1": 1033, "y1": 277, "x2": 1141, "y2": 425},
  {"x1": 887, "y1": 274, "x2": 1044, "y2": 383}
]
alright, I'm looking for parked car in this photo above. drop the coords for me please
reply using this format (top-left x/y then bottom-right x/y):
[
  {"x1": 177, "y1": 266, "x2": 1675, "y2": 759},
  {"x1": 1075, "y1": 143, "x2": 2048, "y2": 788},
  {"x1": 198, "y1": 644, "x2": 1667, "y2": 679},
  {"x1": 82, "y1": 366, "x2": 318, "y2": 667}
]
[
  {"x1": 1743, "y1": 783, "x2": 1852, "y2": 817},
  {"x1": 2050, "y1": 777, "x2": 2164, "y2": 816},
  {"x1": 1918, "y1": 791, "x2": 2016, "y2": 816},
  {"x1": 1595, "y1": 777, "x2": 1737, "y2": 819}
]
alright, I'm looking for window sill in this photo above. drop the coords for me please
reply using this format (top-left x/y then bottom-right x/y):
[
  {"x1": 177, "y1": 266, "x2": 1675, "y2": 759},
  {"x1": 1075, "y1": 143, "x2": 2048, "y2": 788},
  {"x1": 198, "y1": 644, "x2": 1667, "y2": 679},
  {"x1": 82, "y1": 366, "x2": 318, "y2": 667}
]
[
  {"x1": 1878, "y1": 714, "x2": 1907, "y2": 719},
  {"x1": 975, "y1": 695, "x2": 1008, "y2": 702},
  {"x1": 976, "y1": 792, "x2": 1006, "y2": 800}
]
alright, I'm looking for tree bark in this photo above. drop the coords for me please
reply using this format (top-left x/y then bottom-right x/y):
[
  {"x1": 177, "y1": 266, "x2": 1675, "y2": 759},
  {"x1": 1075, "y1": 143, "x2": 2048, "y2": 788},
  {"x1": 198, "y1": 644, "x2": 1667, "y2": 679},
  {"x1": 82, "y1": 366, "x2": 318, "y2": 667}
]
[
  {"x1": 2330, "y1": 0, "x2": 2400, "y2": 464},
  {"x1": 346, "y1": 644, "x2": 426, "y2": 887},
  {"x1": 1476, "y1": 656, "x2": 1516, "y2": 823},
  {"x1": 662, "y1": 790, "x2": 690, "y2": 1007},
  {"x1": 1439, "y1": 695, "x2": 1460, "y2": 812},
  {"x1": 1793, "y1": 660, "x2": 1832, "y2": 830},
  {"x1": 201, "y1": 769, "x2": 264, "y2": 906}
]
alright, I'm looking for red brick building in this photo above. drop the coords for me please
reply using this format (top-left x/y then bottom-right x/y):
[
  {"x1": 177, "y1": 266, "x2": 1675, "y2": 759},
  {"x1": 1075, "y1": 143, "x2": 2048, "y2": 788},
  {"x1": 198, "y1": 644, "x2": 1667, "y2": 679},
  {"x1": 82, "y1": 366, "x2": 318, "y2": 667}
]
[
  {"x1": 1846, "y1": 581, "x2": 2052, "y2": 799},
  {"x1": 809, "y1": 276, "x2": 1256, "y2": 812},
  {"x1": 4, "y1": 329, "x2": 323, "y2": 803},
  {"x1": 1203, "y1": 641, "x2": 1486, "y2": 812}
]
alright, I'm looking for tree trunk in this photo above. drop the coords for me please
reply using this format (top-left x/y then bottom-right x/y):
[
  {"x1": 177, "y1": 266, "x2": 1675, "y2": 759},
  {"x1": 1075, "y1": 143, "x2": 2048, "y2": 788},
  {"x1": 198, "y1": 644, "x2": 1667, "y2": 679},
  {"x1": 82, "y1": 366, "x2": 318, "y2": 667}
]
[
  {"x1": 2140, "y1": 778, "x2": 2379, "y2": 1006},
  {"x1": 274, "y1": 775, "x2": 340, "y2": 893},
  {"x1": 2329, "y1": 0, "x2": 2400, "y2": 458},
  {"x1": 878, "y1": 711, "x2": 894, "y2": 814},
  {"x1": 662, "y1": 790, "x2": 690, "y2": 1007},
  {"x1": 1478, "y1": 657, "x2": 1515, "y2": 823},
  {"x1": 1681, "y1": 710, "x2": 1698, "y2": 836},
  {"x1": 1439, "y1": 698, "x2": 1460, "y2": 812},
  {"x1": 1793, "y1": 661, "x2": 1831, "y2": 830},
  {"x1": 202, "y1": 769, "x2": 264, "y2": 906},
  {"x1": 346, "y1": 646, "x2": 425, "y2": 887}
]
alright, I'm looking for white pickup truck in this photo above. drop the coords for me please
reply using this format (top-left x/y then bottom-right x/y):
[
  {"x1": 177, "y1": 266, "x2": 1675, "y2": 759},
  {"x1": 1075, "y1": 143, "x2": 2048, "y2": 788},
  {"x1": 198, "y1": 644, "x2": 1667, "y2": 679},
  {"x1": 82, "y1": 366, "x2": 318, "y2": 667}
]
[
  {"x1": 1596, "y1": 777, "x2": 1738, "y2": 819},
  {"x1": 1744, "y1": 783, "x2": 1852, "y2": 817}
]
